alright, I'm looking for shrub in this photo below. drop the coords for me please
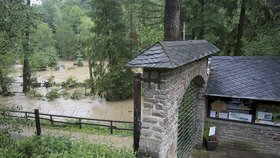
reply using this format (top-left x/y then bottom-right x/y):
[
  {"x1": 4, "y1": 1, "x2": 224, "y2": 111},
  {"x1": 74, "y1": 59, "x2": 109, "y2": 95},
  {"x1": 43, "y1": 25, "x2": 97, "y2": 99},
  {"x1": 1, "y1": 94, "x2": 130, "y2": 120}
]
[
  {"x1": 26, "y1": 88, "x2": 43, "y2": 98},
  {"x1": 70, "y1": 89, "x2": 84, "y2": 100},
  {"x1": 46, "y1": 87, "x2": 61, "y2": 101},
  {"x1": 62, "y1": 76, "x2": 78, "y2": 88},
  {"x1": 76, "y1": 53, "x2": 84, "y2": 67},
  {"x1": 0, "y1": 105, "x2": 24, "y2": 135},
  {"x1": 30, "y1": 53, "x2": 48, "y2": 71},
  {"x1": 0, "y1": 134, "x2": 136, "y2": 158},
  {"x1": 95, "y1": 65, "x2": 133, "y2": 101}
]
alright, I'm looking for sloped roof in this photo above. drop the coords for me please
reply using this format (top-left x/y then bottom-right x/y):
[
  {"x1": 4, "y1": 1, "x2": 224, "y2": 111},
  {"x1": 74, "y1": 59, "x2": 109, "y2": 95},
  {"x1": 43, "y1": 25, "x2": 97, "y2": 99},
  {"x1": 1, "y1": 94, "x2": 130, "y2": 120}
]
[
  {"x1": 127, "y1": 40, "x2": 220, "y2": 69},
  {"x1": 206, "y1": 56, "x2": 280, "y2": 102}
]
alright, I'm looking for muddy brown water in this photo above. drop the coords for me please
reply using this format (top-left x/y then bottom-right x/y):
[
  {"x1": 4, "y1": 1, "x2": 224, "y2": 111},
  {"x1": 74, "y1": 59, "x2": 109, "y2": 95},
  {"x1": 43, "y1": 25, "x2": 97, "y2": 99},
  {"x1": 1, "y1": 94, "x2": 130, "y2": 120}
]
[{"x1": 1, "y1": 61, "x2": 135, "y2": 121}]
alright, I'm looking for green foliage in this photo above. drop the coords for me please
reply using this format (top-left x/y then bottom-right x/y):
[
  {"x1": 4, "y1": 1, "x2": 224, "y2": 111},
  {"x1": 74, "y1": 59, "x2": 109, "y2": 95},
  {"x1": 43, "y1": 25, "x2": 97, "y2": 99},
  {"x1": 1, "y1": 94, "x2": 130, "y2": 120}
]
[
  {"x1": 46, "y1": 87, "x2": 61, "y2": 101},
  {"x1": 77, "y1": 16, "x2": 94, "y2": 57},
  {"x1": 64, "y1": 5, "x2": 85, "y2": 33},
  {"x1": 26, "y1": 88, "x2": 43, "y2": 98},
  {"x1": 0, "y1": 53, "x2": 15, "y2": 94},
  {"x1": 70, "y1": 89, "x2": 84, "y2": 100},
  {"x1": 0, "y1": 105, "x2": 24, "y2": 135},
  {"x1": 90, "y1": 0, "x2": 135, "y2": 101},
  {"x1": 54, "y1": 5, "x2": 79, "y2": 59},
  {"x1": 30, "y1": 22, "x2": 55, "y2": 51},
  {"x1": 0, "y1": 134, "x2": 135, "y2": 158},
  {"x1": 36, "y1": 119, "x2": 133, "y2": 137},
  {"x1": 181, "y1": 0, "x2": 280, "y2": 56},
  {"x1": 30, "y1": 47, "x2": 57, "y2": 71},
  {"x1": 203, "y1": 121, "x2": 220, "y2": 141},
  {"x1": 94, "y1": 64, "x2": 133, "y2": 101},
  {"x1": 30, "y1": 52, "x2": 49, "y2": 70},
  {"x1": 76, "y1": 53, "x2": 84, "y2": 67},
  {"x1": 62, "y1": 76, "x2": 78, "y2": 88},
  {"x1": 137, "y1": 25, "x2": 164, "y2": 50}
]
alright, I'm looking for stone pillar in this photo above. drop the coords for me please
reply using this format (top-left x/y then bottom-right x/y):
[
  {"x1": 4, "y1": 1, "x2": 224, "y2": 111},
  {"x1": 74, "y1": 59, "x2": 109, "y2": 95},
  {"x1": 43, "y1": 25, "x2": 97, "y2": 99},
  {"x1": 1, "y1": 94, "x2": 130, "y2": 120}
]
[
  {"x1": 138, "y1": 70, "x2": 175, "y2": 158},
  {"x1": 138, "y1": 59, "x2": 208, "y2": 158},
  {"x1": 195, "y1": 86, "x2": 206, "y2": 148}
]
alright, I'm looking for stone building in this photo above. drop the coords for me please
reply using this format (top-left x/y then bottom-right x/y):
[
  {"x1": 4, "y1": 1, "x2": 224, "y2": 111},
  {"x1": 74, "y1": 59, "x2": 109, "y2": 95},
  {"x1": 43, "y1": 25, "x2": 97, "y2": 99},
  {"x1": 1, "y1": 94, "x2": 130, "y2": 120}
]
[
  {"x1": 205, "y1": 56, "x2": 280, "y2": 156},
  {"x1": 127, "y1": 41, "x2": 280, "y2": 157},
  {"x1": 127, "y1": 40, "x2": 219, "y2": 157}
]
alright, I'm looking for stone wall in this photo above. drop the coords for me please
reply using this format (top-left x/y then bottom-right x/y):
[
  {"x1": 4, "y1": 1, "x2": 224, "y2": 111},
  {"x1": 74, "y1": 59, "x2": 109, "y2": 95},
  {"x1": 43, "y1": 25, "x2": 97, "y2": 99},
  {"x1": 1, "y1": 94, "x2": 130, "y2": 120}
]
[
  {"x1": 138, "y1": 58, "x2": 208, "y2": 158},
  {"x1": 208, "y1": 118, "x2": 280, "y2": 156}
]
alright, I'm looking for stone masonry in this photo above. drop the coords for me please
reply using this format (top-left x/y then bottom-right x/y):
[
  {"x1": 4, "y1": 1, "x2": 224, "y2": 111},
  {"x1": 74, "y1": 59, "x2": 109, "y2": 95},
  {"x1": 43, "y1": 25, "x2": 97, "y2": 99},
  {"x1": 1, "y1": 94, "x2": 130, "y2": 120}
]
[
  {"x1": 208, "y1": 118, "x2": 280, "y2": 156},
  {"x1": 138, "y1": 58, "x2": 209, "y2": 158}
]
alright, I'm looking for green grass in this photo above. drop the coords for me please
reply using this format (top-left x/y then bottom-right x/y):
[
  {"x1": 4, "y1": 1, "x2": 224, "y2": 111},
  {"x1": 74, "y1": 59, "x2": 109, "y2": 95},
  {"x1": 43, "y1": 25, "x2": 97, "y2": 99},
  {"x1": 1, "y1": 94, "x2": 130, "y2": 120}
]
[
  {"x1": 0, "y1": 134, "x2": 136, "y2": 158},
  {"x1": 28, "y1": 119, "x2": 133, "y2": 137}
]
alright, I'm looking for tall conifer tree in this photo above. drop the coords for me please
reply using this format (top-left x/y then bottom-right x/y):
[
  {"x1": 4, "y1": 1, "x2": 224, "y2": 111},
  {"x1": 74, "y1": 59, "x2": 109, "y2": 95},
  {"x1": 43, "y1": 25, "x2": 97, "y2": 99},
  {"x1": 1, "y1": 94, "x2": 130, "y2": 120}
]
[{"x1": 90, "y1": 0, "x2": 134, "y2": 101}]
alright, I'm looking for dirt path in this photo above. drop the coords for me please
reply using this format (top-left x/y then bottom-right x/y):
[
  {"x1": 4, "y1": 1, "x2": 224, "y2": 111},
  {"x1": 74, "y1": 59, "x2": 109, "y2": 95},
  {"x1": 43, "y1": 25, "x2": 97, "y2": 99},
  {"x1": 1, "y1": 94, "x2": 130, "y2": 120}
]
[{"x1": 14, "y1": 126, "x2": 133, "y2": 149}]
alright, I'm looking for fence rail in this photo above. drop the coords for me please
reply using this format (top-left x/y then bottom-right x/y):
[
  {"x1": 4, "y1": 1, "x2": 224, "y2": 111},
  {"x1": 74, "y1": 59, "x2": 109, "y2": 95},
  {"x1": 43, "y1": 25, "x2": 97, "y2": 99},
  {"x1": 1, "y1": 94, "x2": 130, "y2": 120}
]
[{"x1": 7, "y1": 110, "x2": 133, "y2": 134}]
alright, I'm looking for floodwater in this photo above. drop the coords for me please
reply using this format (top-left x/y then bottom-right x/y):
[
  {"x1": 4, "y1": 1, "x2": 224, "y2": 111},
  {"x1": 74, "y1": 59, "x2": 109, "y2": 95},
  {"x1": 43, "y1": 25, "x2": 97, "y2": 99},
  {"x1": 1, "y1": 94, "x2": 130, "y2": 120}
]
[{"x1": 0, "y1": 61, "x2": 134, "y2": 121}]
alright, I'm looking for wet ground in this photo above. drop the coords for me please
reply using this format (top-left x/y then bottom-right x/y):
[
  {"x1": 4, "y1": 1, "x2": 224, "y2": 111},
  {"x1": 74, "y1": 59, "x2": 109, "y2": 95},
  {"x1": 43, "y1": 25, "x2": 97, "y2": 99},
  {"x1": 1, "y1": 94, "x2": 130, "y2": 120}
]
[{"x1": 1, "y1": 61, "x2": 134, "y2": 121}]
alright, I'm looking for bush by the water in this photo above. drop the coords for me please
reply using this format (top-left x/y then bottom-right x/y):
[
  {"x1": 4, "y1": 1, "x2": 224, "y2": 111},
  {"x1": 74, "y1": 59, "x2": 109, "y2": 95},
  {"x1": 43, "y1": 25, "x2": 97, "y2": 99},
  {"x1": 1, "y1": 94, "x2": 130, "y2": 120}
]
[
  {"x1": 46, "y1": 87, "x2": 61, "y2": 101},
  {"x1": 70, "y1": 89, "x2": 84, "y2": 100},
  {"x1": 76, "y1": 53, "x2": 84, "y2": 67},
  {"x1": 26, "y1": 88, "x2": 43, "y2": 98},
  {"x1": 95, "y1": 65, "x2": 133, "y2": 101},
  {"x1": 0, "y1": 134, "x2": 135, "y2": 158},
  {"x1": 62, "y1": 76, "x2": 79, "y2": 88}
]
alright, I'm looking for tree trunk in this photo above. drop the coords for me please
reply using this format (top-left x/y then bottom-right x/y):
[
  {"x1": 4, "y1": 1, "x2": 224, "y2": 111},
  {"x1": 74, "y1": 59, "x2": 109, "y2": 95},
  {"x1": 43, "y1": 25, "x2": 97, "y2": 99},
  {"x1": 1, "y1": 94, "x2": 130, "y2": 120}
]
[
  {"x1": 198, "y1": 0, "x2": 204, "y2": 39},
  {"x1": 88, "y1": 54, "x2": 94, "y2": 94},
  {"x1": 164, "y1": 0, "x2": 181, "y2": 40},
  {"x1": 234, "y1": 0, "x2": 246, "y2": 56},
  {"x1": 22, "y1": 0, "x2": 31, "y2": 94},
  {"x1": 0, "y1": 70, "x2": 8, "y2": 94}
]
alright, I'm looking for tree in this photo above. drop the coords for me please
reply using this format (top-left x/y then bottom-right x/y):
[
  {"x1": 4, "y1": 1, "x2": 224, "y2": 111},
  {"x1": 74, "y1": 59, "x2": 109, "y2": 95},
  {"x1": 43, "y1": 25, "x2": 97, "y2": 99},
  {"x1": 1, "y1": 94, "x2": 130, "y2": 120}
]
[
  {"x1": 234, "y1": 0, "x2": 247, "y2": 56},
  {"x1": 0, "y1": 0, "x2": 27, "y2": 94},
  {"x1": 164, "y1": 0, "x2": 181, "y2": 40},
  {"x1": 48, "y1": 50, "x2": 58, "y2": 77},
  {"x1": 64, "y1": 5, "x2": 85, "y2": 33},
  {"x1": 53, "y1": 5, "x2": 78, "y2": 59},
  {"x1": 77, "y1": 16, "x2": 94, "y2": 92},
  {"x1": 90, "y1": 0, "x2": 135, "y2": 101},
  {"x1": 30, "y1": 22, "x2": 55, "y2": 51},
  {"x1": 22, "y1": 0, "x2": 33, "y2": 93},
  {"x1": 0, "y1": 54, "x2": 15, "y2": 94}
]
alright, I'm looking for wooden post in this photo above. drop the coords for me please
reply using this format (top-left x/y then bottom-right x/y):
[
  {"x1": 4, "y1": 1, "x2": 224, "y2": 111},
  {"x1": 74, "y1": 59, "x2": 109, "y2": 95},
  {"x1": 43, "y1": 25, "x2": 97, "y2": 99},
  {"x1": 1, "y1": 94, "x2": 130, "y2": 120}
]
[
  {"x1": 34, "y1": 109, "x2": 41, "y2": 136},
  {"x1": 133, "y1": 73, "x2": 141, "y2": 153},
  {"x1": 110, "y1": 121, "x2": 113, "y2": 134},
  {"x1": 79, "y1": 118, "x2": 82, "y2": 129},
  {"x1": 25, "y1": 112, "x2": 28, "y2": 120},
  {"x1": 50, "y1": 115, "x2": 53, "y2": 125}
]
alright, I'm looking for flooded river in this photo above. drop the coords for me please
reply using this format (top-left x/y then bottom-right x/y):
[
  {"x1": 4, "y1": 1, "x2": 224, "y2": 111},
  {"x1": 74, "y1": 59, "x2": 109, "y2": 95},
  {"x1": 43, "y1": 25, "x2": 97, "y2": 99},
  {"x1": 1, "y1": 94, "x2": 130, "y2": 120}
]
[{"x1": 0, "y1": 61, "x2": 134, "y2": 121}]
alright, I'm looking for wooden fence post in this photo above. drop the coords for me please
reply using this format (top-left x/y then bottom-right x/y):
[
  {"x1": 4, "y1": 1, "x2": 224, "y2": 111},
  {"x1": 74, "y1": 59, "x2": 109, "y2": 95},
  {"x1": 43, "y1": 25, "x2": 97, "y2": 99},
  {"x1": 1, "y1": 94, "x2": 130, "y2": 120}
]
[
  {"x1": 133, "y1": 73, "x2": 141, "y2": 154},
  {"x1": 79, "y1": 118, "x2": 82, "y2": 129},
  {"x1": 110, "y1": 121, "x2": 113, "y2": 134},
  {"x1": 50, "y1": 115, "x2": 53, "y2": 125},
  {"x1": 34, "y1": 109, "x2": 41, "y2": 136}
]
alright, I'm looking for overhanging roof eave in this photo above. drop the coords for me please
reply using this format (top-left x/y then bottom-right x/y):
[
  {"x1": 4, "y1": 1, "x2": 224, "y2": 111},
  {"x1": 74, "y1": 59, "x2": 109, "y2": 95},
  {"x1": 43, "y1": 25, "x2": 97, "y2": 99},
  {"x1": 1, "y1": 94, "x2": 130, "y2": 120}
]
[{"x1": 205, "y1": 93, "x2": 280, "y2": 102}]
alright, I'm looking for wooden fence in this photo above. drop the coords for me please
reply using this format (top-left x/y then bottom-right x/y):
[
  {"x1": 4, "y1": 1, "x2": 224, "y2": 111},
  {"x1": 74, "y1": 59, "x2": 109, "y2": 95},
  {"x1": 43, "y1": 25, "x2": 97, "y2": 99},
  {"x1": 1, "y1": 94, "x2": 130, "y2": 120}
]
[{"x1": 9, "y1": 110, "x2": 133, "y2": 135}]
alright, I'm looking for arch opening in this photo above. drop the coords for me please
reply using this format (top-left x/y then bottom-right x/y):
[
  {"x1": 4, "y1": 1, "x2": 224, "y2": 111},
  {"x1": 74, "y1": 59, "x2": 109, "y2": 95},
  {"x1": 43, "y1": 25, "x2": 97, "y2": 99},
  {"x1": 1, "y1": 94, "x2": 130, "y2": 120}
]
[{"x1": 177, "y1": 75, "x2": 205, "y2": 157}]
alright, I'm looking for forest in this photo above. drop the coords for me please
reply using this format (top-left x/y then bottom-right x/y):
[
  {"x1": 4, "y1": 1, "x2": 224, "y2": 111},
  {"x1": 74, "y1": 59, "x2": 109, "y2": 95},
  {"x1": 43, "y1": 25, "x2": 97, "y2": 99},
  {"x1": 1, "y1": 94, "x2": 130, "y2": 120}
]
[{"x1": 0, "y1": 0, "x2": 280, "y2": 100}]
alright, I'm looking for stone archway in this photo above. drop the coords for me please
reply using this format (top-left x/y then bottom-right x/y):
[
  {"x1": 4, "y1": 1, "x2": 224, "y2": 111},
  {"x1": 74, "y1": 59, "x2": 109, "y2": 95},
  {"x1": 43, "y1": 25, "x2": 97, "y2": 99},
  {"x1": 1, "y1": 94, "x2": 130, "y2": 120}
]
[
  {"x1": 127, "y1": 40, "x2": 219, "y2": 158},
  {"x1": 138, "y1": 59, "x2": 208, "y2": 158}
]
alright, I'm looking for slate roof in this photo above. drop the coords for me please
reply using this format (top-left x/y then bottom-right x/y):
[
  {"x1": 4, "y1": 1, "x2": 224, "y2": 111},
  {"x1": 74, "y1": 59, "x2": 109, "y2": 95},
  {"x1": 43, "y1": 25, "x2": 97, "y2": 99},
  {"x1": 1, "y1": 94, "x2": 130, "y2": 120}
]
[
  {"x1": 206, "y1": 56, "x2": 280, "y2": 102},
  {"x1": 127, "y1": 40, "x2": 220, "y2": 69}
]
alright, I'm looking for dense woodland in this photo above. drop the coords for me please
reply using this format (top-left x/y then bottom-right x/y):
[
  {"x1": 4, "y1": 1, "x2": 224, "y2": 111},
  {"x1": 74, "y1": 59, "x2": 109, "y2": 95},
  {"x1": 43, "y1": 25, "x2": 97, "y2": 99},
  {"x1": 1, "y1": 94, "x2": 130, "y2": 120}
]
[{"x1": 0, "y1": 0, "x2": 280, "y2": 100}]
